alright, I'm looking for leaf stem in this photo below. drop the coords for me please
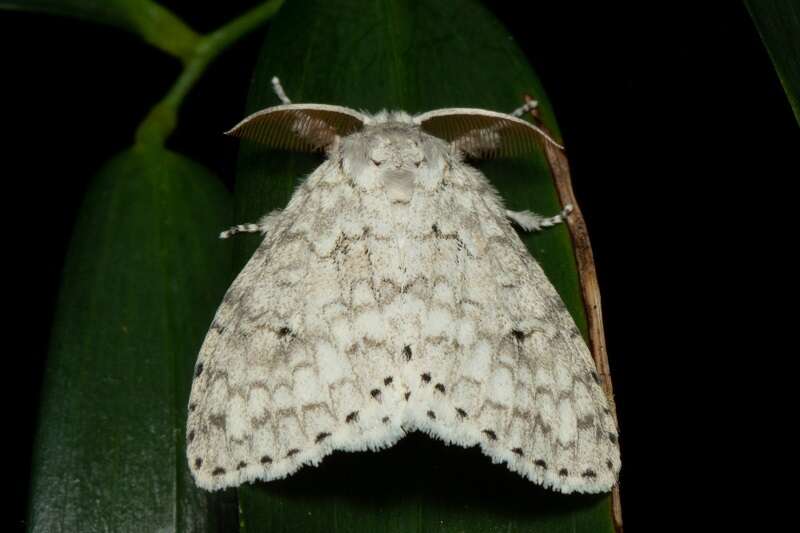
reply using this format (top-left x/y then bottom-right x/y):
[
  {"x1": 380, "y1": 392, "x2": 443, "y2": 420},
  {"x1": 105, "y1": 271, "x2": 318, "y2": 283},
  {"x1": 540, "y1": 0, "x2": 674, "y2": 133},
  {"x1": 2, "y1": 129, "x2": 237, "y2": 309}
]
[
  {"x1": 135, "y1": 0, "x2": 285, "y2": 147},
  {"x1": 128, "y1": 1, "x2": 201, "y2": 61}
]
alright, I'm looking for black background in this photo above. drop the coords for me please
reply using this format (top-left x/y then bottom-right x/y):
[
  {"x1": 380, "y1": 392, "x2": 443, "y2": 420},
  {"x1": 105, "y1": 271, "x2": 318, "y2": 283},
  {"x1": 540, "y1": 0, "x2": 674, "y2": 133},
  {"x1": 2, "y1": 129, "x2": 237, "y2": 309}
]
[{"x1": 4, "y1": 1, "x2": 795, "y2": 530}]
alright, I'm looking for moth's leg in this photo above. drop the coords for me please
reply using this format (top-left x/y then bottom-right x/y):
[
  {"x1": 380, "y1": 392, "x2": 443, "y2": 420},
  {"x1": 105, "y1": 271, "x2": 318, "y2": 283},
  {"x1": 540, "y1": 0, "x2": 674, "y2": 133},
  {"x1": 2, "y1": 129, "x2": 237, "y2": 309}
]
[
  {"x1": 510, "y1": 99, "x2": 539, "y2": 118},
  {"x1": 506, "y1": 204, "x2": 573, "y2": 232},
  {"x1": 452, "y1": 99, "x2": 544, "y2": 156},
  {"x1": 270, "y1": 76, "x2": 340, "y2": 149},
  {"x1": 271, "y1": 76, "x2": 292, "y2": 104},
  {"x1": 509, "y1": 97, "x2": 564, "y2": 150},
  {"x1": 451, "y1": 128, "x2": 502, "y2": 157},
  {"x1": 219, "y1": 224, "x2": 260, "y2": 239},
  {"x1": 219, "y1": 209, "x2": 282, "y2": 239}
]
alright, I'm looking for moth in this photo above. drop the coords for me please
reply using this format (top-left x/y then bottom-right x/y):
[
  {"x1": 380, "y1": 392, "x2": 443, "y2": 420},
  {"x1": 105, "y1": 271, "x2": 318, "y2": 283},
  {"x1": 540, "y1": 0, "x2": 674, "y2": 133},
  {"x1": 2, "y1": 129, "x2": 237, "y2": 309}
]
[{"x1": 187, "y1": 78, "x2": 620, "y2": 494}]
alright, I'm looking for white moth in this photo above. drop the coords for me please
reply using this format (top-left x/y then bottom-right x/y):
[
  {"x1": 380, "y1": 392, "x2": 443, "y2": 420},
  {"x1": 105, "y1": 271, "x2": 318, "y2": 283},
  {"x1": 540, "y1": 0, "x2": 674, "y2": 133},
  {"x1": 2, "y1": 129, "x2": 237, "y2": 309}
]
[{"x1": 186, "y1": 78, "x2": 620, "y2": 494}]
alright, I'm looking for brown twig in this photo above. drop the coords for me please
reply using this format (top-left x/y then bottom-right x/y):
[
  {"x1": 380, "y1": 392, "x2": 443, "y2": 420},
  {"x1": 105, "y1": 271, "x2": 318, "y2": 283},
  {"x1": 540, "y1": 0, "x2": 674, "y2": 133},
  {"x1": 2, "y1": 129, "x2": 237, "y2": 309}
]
[{"x1": 524, "y1": 95, "x2": 624, "y2": 532}]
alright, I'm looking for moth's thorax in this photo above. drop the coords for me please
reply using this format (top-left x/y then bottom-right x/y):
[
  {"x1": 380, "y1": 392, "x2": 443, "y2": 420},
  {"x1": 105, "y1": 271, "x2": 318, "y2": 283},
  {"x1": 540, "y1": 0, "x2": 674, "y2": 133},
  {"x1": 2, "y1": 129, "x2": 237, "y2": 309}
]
[{"x1": 339, "y1": 121, "x2": 450, "y2": 198}]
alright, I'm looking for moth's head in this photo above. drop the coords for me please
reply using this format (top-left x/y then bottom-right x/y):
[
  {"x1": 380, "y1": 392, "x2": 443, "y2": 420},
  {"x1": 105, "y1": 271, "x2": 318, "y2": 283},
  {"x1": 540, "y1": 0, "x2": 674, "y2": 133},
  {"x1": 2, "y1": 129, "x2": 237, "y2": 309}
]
[{"x1": 339, "y1": 121, "x2": 448, "y2": 195}]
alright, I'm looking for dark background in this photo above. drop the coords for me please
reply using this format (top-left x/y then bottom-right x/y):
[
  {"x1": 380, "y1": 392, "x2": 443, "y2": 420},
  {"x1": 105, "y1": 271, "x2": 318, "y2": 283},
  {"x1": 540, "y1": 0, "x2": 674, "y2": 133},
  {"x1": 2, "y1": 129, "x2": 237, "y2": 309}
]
[{"x1": 4, "y1": 1, "x2": 794, "y2": 530}]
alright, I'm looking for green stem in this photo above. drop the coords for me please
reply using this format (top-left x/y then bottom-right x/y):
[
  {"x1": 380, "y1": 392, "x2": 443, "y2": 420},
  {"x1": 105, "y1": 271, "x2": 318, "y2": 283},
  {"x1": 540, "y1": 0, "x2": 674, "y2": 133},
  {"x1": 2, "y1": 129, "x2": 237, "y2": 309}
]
[
  {"x1": 135, "y1": 0, "x2": 285, "y2": 147},
  {"x1": 129, "y1": 1, "x2": 201, "y2": 61}
]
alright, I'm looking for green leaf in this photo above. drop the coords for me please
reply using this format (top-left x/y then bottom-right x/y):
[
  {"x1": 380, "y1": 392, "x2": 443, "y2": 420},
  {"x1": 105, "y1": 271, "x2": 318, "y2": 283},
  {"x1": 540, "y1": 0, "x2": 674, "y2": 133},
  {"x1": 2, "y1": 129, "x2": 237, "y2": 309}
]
[
  {"x1": 232, "y1": 0, "x2": 616, "y2": 531},
  {"x1": 28, "y1": 146, "x2": 237, "y2": 532},
  {"x1": 0, "y1": 0, "x2": 199, "y2": 60},
  {"x1": 745, "y1": 0, "x2": 800, "y2": 126}
]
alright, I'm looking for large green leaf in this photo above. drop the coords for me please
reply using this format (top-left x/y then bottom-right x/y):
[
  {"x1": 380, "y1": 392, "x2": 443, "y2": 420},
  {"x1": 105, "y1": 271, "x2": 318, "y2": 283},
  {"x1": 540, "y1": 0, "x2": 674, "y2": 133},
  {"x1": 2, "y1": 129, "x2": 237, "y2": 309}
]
[
  {"x1": 0, "y1": 0, "x2": 199, "y2": 59},
  {"x1": 745, "y1": 0, "x2": 800, "y2": 126},
  {"x1": 232, "y1": 0, "x2": 615, "y2": 531},
  {"x1": 28, "y1": 146, "x2": 237, "y2": 532}
]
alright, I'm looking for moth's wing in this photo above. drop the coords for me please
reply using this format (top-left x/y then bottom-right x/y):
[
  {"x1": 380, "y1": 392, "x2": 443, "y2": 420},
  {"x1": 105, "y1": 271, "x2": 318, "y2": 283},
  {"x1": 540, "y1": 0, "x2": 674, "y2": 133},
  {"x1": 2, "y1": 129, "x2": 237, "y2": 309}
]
[
  {"x1": 404, "y1": 165, "x2": 620, "y2": 494},
  {"x1": 186, "y1": 161, "x2": 405, "y2": 491}
]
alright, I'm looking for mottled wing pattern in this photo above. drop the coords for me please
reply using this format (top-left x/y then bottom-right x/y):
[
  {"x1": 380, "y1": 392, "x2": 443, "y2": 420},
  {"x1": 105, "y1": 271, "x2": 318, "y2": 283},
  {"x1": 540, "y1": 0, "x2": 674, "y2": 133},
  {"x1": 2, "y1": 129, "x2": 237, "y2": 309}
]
[
  {"x1": 399, "y1": 163, "x2": 620, "y2": 494},
  {"x1": 186, "y1": 160, "x2": 406, "y2": 491},
  {"x1": 188, "y1": 127, "x2": 618, "y2": 494}
]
